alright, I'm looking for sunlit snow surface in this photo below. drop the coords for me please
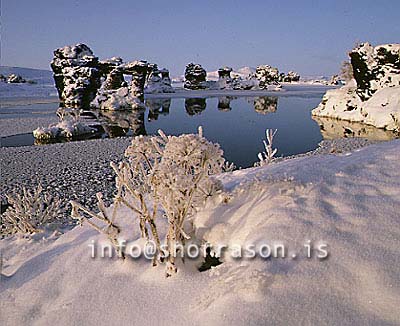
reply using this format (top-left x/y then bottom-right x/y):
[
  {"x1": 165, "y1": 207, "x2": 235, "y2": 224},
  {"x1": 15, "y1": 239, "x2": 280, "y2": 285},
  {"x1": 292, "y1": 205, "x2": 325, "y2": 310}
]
[{"x1": 1, "y1": 140, "x2": 400, "y2": 325}]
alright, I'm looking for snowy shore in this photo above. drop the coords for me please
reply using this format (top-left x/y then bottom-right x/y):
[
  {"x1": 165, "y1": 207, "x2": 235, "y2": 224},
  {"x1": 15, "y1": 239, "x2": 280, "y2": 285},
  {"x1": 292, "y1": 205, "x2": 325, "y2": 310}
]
[
  {"x1": 1, "y1": 139, "x2": 399, "y2": 325},
  {"x1": 0, "y1": 136, "x2": 381, "y2": 218}
]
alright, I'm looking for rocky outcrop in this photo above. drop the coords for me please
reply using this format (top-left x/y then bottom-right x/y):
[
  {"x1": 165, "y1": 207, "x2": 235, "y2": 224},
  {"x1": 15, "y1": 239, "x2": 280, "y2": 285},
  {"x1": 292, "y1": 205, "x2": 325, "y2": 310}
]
[
  {"x1": 51, "y1": 44, "x2": 101, "y2": 108},
  {"x1": 312, "y1": 43, "x2": 400, "y2": 131},
  {"x1": 255, "y1": 65, "x2": 280, "y2": 89},
  {"x1": 349, "y1": 43, "x2": 400, "y2": 101},
  {"x1": 184, "y1": 63, "x2": 208, "y2": 90},
  {"x1": 145, "y1": 67, "x2": 174, "y2": 93},
  {"x1": 91, "y1": 60, "x2": 152, "y2": 111},
  {"x1": 7, "y1": 74, "x2": 27, "y2": 83},
  {"x1": 51, "y1": 44, "x2": 158, "y2": 110},
  {"x1": 279, "y1": 71, "x2": 300, "y2": 83},
  {"x1": 217, "y1": 67, "x2": 233, "y2": 90}
]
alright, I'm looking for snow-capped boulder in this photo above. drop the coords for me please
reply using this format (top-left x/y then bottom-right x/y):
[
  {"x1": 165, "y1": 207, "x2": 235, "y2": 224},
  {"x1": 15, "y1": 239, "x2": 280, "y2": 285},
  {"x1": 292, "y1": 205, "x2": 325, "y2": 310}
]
[
  {"x1": 7, "y1": 74, "x2": 26, "y2": 83},
  {"x1": 184, "y1": 63, "x2": 208, "y2": 90},
  {"x1": 279, "y1": 71, "x2": 300, "y2": 82},
  {"x1": 255, "y1": 65, "x2": 281, "y2": 89},
  {"x1": 51, "y1": 43, "x2": 101, "y2": 108},
  {"x1": 217, "y1": 67, "x2": 233, "y2": 89},
  {"x1": 145, "y1": 67, "x2": 174, "y2": 93},
  {"x1": 312, "y1": 43, "x2": 400, "y2": 131}
]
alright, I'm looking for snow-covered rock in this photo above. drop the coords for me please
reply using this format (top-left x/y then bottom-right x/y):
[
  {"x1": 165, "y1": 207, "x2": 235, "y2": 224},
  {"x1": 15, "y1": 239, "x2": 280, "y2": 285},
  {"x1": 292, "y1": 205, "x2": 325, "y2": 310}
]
[
  {"x1": 51, "y1": 44, "x2": 101, "y2": 108},
  {"x1": 279, "y1": 71, "x2": 300, "y2": 83},
  {"x1": 255, "y1": 65, "x2": 281, "y2": 89},
  {"x1": 91, "y1": 86, "x2": 145, "y2": 111},
  {"x1": 312, "y1": 43, "x2": 400, "y2": 131},
  {"x1": 145, "y1": 67, "x2": 174, "y2": 94},
  {"x1": 184, "y1": 63, "x2": 208, "y2": 90},
  {"x1": 217, "y1": 67, "x2": 233, "y2": 90},
  {"x1": 91, "y1": 60, "x2": 152, "y2": 110},
  {"x1": 7, "y1": 74, "x2": 26, "y2": 83}
]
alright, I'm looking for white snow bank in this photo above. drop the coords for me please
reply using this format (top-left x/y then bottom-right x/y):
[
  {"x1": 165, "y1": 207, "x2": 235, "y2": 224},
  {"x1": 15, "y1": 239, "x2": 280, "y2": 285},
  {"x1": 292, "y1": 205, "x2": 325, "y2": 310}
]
[{"x1": 1, "y1": 140, "x2": 400, "y2": 325}]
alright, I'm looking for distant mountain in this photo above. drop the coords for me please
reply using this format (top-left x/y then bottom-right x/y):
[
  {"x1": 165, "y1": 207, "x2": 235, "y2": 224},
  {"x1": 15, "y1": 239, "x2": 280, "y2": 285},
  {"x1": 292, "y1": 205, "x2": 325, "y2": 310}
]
[{"x1": 0, "y1": 66, "x2": 53, "y2": 85}]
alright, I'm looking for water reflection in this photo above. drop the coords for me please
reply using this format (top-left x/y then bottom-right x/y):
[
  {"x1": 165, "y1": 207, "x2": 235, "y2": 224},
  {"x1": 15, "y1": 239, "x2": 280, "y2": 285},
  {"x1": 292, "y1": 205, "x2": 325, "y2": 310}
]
[
  {"x1": 145, "y1": 98, "x2": 171, "y2": 121},
  {"x1": 217, "y1": 96, "x2": 234, "y2": 111},
  {"x1": 96, "y1": 110, "x2": 146, "y2": 137},
  {"x1": 312, "y1": 116, "x2": 399, "y2": 141},
  {"x1": 185, "y1": 98, "x2": 207, "y2": 115},
  {"x1": 10, "y1": 95, "x2": 400, "y2": 168},
  {"x1": 247, "y1": 96, "x2": 278, "y2": 114}
]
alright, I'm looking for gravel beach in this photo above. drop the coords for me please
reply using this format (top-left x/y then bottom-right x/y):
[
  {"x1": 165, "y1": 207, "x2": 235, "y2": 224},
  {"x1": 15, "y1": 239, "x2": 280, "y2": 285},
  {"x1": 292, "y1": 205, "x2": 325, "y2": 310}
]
[
  {"x1": 0, "y1": 135, "x2": 379, "y2": 218},
  {"x1": 0, "y1": 137, "x2": 132, "y2": 216}
]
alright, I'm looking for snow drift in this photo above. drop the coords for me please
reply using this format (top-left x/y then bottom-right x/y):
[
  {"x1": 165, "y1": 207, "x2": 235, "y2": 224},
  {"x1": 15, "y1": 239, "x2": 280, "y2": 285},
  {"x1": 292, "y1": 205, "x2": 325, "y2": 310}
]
[{"x1": 1, "y1": 140, "x2": 400, "y2": 325}]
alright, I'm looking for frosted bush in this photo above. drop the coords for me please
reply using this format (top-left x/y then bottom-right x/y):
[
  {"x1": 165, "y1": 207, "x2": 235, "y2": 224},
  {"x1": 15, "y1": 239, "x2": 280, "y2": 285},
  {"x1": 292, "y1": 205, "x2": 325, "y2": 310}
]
[
  {"x1": 33, "y1": 107, "x2": 95, "y2": 140},
  {"x1": 71, "y1": 127, "x2": 232, "y2": 276},
  {"x1": 0, "y1": 185, "x2": 63, "y2": 237},
  {"x1": 257, "y1": 129, "x2": 278, "y2": 166}
]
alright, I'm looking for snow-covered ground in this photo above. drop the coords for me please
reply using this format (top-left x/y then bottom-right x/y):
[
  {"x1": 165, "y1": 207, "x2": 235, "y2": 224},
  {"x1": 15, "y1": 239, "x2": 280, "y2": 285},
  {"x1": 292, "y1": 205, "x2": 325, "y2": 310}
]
[
  {"x1": 1, "y1": 140, "x2": 399, "y2": 325},
  {"x1": 0, "y1": 66, "x2": 58, "y2": 102}
]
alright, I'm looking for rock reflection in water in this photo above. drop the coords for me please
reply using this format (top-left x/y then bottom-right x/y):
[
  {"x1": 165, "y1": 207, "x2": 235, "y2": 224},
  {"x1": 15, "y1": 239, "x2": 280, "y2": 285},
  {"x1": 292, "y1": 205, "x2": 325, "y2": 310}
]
[
  {"x1": 145, "y1": 98, "x2": 171, "y2": 121},
  {"x1": 247, "y1": 96, "x2": 278, "y2": 114},
  {"x1": 96, "y1": 110, "x2": 146, "y2": 137},
  {"x1": 217, "y1": 96, "x2": 234, "y2": 111},
  {"x1": 185, "y1": 98, "x2": 206, "y2": 116},
  {"x1": 312, "y1": 116, "x2": 399, "y2": 141}
]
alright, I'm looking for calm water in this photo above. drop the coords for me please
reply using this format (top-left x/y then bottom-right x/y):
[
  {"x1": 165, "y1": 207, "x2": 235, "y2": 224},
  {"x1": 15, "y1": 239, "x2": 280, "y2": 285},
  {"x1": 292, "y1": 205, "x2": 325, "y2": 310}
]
[{"x1": 1, "y1": 92, "x2": 397, "y2": 167}]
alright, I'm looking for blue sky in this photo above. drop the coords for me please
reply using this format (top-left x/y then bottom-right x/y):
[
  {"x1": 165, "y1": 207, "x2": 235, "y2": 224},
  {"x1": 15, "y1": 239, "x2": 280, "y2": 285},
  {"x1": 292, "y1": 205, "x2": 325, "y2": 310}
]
[{"x1": 2, "y1": 0, "x2": 399, "y2": 76}]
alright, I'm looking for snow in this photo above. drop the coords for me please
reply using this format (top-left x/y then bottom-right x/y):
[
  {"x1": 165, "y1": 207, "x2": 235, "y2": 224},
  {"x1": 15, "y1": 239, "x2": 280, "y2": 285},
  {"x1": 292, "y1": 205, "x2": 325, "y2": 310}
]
[
  {"x1": 91, "y1": 86, "x2": 145, "y2": 111},
  {"x1": 1, "y1": 140, "x2": 400, "y2": 325},
  {"x1": 0, "y1": 67, "x2": 57, "y2": 100},
  {"x1": 312, "y1": 83, "x2": 400, "y2": 131}
]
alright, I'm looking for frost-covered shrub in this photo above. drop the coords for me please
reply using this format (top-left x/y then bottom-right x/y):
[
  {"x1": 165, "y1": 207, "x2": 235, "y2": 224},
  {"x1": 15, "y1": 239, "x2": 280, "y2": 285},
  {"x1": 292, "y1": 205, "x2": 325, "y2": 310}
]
[
  {"x1": 0, "y1": 185, "x2": 63, "y2": 237},
  {"x1": 256, "y1": 129, "x2": 278, "y2": 166},
  {"x1": 71, "y1": 127, "x2": 233, "y2": 276},
  {"x1": 33, "y1": 107, "x2": 95, "y2": 140}
]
